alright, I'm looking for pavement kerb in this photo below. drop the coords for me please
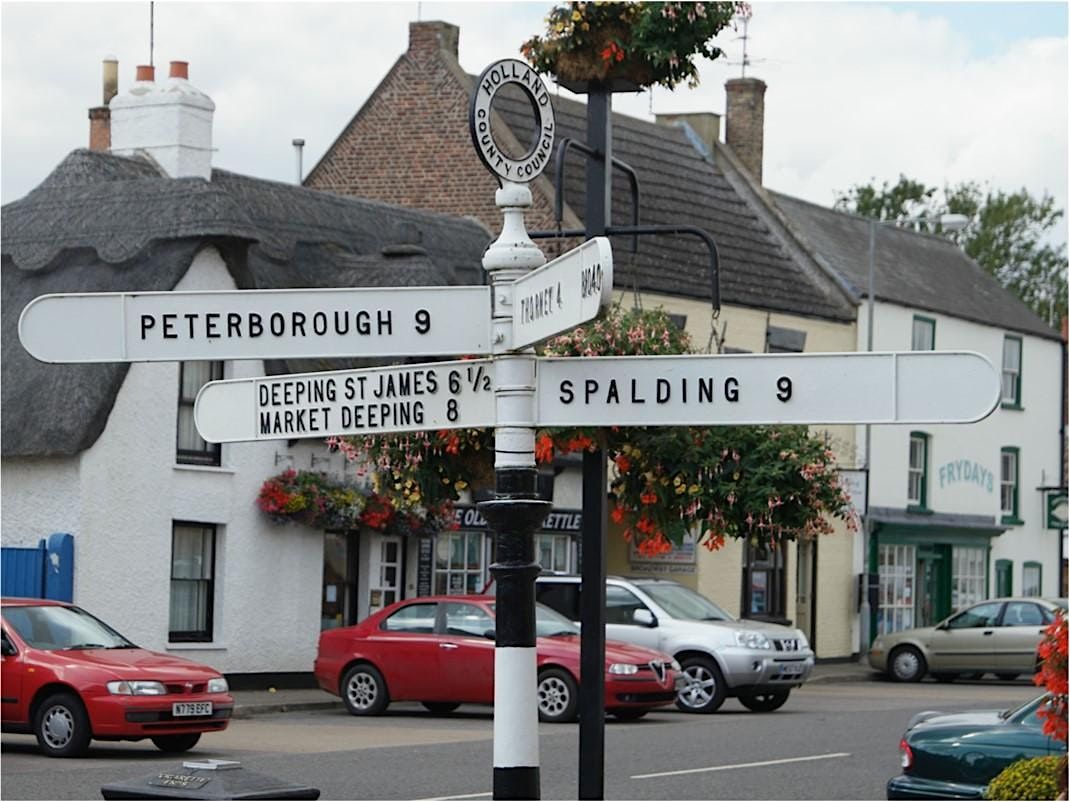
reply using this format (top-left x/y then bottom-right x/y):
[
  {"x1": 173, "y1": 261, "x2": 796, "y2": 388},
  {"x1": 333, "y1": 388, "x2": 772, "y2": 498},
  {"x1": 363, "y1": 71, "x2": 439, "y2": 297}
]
[{"x1": 230, "y1": 667, "x2": 878, "y2": 718}]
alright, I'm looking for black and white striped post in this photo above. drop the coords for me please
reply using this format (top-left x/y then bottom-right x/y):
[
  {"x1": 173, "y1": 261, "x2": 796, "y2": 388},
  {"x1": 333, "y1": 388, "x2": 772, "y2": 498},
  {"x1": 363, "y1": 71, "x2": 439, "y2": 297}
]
[{"x1": 470, "y1": 60, "x2": 555, "y2": 800}]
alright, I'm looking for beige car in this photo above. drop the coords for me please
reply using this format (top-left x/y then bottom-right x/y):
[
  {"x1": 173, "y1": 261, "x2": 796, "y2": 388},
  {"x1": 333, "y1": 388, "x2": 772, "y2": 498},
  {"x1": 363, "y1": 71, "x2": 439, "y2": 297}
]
[{"x1": 868, "y1": 597, "x2": 1066, "y2": 682}]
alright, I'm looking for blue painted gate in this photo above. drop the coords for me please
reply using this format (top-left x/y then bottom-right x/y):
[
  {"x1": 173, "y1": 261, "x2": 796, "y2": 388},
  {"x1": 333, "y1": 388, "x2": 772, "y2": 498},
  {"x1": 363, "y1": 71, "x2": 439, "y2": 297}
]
[{"x1": 1, "y1": 533, "x2": 74, "y2": 601}]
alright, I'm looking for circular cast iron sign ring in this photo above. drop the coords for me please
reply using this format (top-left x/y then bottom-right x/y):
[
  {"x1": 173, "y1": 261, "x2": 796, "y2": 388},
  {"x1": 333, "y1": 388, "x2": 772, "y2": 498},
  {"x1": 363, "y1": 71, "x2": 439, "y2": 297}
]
[{"x1": 469, "y1": 59, "x2": 556, "y2": 184}]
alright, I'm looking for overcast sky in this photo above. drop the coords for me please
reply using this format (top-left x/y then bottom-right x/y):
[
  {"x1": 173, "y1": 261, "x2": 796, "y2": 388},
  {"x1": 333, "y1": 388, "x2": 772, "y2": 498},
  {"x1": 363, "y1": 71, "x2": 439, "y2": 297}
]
[{"x1": 2, "y1": 2, "x2": 1067, "y2": 245}]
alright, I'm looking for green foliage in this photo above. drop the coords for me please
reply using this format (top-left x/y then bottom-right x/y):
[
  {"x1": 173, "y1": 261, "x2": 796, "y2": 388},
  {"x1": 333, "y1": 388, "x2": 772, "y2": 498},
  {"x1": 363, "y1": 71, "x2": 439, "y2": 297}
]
[
  {"x1": 521, "y1": 2, "x2": 741, "y2": 89},
  {"x1": 983, "y1": 755, "x2": 1065, "y2": 801},
  {"x1": 836, "y1": 175, "x2": 1067, "y2": 326}
]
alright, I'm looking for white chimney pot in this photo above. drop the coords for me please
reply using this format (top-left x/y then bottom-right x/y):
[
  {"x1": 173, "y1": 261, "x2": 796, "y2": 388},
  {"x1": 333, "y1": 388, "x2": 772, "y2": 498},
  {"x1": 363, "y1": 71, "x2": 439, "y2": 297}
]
[{"x1": 110, "y1": 61, "x2": 215, "y2": 180}]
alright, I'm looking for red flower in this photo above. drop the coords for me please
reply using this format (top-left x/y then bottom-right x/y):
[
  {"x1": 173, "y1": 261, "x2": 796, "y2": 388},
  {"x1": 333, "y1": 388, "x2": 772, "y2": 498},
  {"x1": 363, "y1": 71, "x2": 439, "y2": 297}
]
[
  {"x1": 614, "y1": 454, "x2": 632, "y2": 472},
  {"x1": 535, "y1": 434, "x2": 555, "y2": 464},
  {"x1": 610, "y1": 505, "x2": 625, "y2": 524}
]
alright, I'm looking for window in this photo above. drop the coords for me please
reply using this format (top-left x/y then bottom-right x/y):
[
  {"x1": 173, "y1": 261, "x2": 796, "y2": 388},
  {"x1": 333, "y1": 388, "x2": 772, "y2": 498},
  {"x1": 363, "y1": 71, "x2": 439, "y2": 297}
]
[
  {"x1": 907, "y1": 433, "x2": 929, "y2": 509},
  {"x1": 381, "y1": 602, "x2": 437, "y2": 633},
  {"x1": 947, "y1": 601, "x2": 1003, "y2": 629},
  {"x1": 605, "y1": 585, "x2": 649, "y2": 626},
  {"x1": 741, "y1": 541, "x2": 786, "y2": 621},
  {"x1": 443, "y1": 602, "x2": 494, "y2": 638},
  {"x1": 1023, "y1": 562, "x2": 1042, "y2": 597},
  {"x1": 1000, "y1": 447, "x2": 1021, "y2": 524},
  {"x1": 766, "y1": 325, "x2": 806, "y2": 353},
  {"x1": 877, "y1": 544, "x2": 915, "y2": 635},
  {"x1": 995, "y1": 559, "x2": 1013, "y2": 597},
  {"x1": 950, "y1": 546, "x2": 986, "y2": 610},
  {"x1": 911, "y1": 316, "x2": 935, "y2": 350},
  {"x1": 177, "y1": 361, "x2": 223, "y2": 465},
  {"x1": 1001, "y1": 335, "x2": 1022, "y2": 408},
  {"x1": 169, "y1": 523, "x2": 216, "y2": 642},
  {"x1": 1002, "y1": 601, "x2": 1045, "y2": 627},
  {"x1": 434, "y1": 531, "x2": 490, "y2": 595},
  {"x1": 534, "y1": 582, "x2": 581, "y2": 621},
  {"x1": 536, "y1": 534, "x2": 573, "y2": 574}
]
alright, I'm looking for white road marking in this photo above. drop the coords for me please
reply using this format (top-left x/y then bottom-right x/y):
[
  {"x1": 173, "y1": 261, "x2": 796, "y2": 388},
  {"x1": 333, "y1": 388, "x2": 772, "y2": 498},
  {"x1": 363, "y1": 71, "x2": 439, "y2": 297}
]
[
  {"x1": 419, "y1": 793, "x2": 492, "y2": 800},
  {"x1": 631, "y1": 751, "x2": 852, "y2": 779}
]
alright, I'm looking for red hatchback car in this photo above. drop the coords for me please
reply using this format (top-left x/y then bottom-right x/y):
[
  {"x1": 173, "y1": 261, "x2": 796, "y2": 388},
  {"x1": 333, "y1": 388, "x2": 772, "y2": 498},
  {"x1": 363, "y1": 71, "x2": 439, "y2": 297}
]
[
  {"x1": 314, "y1": 595, "x2": 682, "y2": 722},
  {"x1": 1, "y1": 598, "x2": 233, "y2": 757}
]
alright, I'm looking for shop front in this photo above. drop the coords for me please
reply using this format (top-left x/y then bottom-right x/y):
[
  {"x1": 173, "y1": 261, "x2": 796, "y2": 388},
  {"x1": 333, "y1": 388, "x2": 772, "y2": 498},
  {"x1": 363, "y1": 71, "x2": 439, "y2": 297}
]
[
  {"x1": 319, "y1": 506, "x2": 583, "y2": 633},
  {"x1": 868, "y1": 507, "x2": 1005, "y2": 637}
]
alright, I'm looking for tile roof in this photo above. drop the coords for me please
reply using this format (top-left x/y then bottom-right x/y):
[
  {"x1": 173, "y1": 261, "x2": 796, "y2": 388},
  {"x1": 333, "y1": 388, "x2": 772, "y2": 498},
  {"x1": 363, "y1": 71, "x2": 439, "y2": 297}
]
[
  {"x1": 490, "y1": 88, "x2": 855, "y2": 323},
  {"x1": 770, "y1": 192, "x2": 1059, "y2": 341}
]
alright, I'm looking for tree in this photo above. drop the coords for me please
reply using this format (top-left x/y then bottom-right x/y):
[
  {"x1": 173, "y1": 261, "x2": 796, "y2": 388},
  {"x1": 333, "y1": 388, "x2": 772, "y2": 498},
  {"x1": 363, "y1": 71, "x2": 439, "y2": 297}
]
[{"x1": 835, "y1": 175, "x2": 1068, "y2": 326}]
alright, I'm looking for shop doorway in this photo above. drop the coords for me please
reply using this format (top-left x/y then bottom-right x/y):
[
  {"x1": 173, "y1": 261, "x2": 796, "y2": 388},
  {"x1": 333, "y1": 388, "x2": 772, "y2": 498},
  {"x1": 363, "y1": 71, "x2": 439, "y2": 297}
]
[
  {"x1": 366, "y1": 536, "x2": 403, "y2": 616},
  {"x1": 915, "y1": 547, "x2": 947, "y2": 627},
  {"x1": 795, "y1": 539, "x2": 816, "y2": 645},
  {"x1": 321, "y1": 531, "x2": 358, "y2": 630}
]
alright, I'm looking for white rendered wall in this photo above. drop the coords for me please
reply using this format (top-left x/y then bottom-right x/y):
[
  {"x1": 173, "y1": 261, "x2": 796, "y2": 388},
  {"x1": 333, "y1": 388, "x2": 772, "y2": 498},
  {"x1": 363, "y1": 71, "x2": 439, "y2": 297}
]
[
  {"x1": 862, "y1": 301, "x2": 1062, "y2": 596},
  {"x1": 3, "y1": 247, "x2": 325, "y2": 673}
]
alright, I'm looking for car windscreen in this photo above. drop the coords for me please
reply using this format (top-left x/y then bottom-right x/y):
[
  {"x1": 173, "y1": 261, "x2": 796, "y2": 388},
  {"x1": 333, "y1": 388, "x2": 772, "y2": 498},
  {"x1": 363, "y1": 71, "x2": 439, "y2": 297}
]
[
  {"x1": 1005, "y1": 694, "x2": 1050, "y2": 726},
  {"x1": 2, "y1": 604, "x2": 135, "y2": 650},
  {"x1": 489, "y1": 602, "x2": 580, "y2": 638},
  {"x1": 637, "y1": 582, "x2": 735, "y2": 622}
]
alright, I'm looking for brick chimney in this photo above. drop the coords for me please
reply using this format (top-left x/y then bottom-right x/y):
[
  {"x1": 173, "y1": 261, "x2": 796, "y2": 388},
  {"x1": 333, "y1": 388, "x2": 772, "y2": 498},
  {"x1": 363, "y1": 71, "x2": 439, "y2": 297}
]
[
  {"x1": 725, "y1": 77, "x2": 767, "y2": 183},
  {"x1": 408, "y1": 20, "x2": 459, "y2": 60},
  {"x1": 110, "y1": 60, "x2": 215, "y2": 180},
  {"x1": 655, "y1": 112, "x2": 721, "y2": 157},
  {"x1": 88, "y1": 56, "x2": 119, "y2": 152}
]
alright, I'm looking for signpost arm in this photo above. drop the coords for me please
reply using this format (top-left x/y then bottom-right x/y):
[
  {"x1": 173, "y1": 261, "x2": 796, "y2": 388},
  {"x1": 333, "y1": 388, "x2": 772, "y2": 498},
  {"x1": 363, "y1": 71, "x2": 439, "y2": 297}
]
[
  {"x1": 478, "y1": 181, "x2": 551, "y2": 801},
  {"x1": 578, "y1": 83, "x2": 611, "y2": 802}
]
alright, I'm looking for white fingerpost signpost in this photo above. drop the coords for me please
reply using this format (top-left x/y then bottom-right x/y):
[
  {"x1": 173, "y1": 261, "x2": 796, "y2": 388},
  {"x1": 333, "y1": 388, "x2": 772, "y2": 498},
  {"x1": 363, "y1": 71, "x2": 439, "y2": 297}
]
[{"x1": 17, "y1": 56, "x2": 1004, "y2": 802}]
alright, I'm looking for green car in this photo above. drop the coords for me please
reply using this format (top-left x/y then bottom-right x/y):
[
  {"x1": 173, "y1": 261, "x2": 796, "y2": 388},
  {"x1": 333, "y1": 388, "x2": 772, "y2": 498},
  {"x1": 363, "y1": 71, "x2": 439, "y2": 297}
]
[
  {"x1": 869, "y1": 598, "x2": 1066, "y2": 682},
  {"x1": 887, "y1": 695, "x2": 1063, "y2": 799}
]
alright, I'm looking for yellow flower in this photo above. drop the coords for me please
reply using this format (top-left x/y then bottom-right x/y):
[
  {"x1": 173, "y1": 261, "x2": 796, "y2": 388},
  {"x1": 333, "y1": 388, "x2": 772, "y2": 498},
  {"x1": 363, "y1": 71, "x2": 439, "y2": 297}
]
[
  {"x1": 571, "y1": 9, "x2": 582, "y2": 20},
  {"x1": 689, "y1": 484, "x2": 701, "y2": 494},
  {"x1": 675, "y1": 484, "x2": 686, "y2": 495},
  {"x1": 455, "y1": 480, "x2": 469, "y2": 490}
]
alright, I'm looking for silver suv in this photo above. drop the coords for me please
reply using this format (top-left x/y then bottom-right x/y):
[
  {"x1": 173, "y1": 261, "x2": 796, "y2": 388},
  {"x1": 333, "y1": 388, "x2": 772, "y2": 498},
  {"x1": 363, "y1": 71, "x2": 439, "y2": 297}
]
[{"x1": 535, "y1": 574, "x2": 814, "y2": 713}]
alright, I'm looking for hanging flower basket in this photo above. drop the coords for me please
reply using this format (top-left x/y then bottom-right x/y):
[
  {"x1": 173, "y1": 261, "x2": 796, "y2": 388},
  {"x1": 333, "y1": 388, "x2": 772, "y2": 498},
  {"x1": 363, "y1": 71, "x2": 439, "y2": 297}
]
[{"x1": 521, "y1": 2, "x2": 744, "y2": 91}]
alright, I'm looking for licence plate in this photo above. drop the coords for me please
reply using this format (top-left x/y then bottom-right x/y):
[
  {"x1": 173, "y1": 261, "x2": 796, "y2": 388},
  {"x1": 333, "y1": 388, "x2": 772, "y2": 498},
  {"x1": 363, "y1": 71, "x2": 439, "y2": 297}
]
[
  {"x1": 172, "y1": 702, "x2": 212, "y2": 717},
  {"x1": 777, "y1": 662, "x2": 804, "y2": 676}
]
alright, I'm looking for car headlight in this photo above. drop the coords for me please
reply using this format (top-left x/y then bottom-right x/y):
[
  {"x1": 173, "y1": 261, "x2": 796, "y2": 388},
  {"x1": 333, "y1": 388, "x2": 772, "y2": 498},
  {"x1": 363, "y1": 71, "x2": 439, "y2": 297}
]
[
  {"x1": 207, "y1": 677, "x2": 229, "y2": 694},
  {"x1": 734, "y1": 631, "x2": 772, "y2": 650},
  {"x1": 607, "y1": 663, "x2": 639, "y2": 675},
  {"x1": 106, "y1": 680, "x2": 167, "y2": 696},
  {"x1": 670, "y1": 659, "x2": 681, "y2": 671},
  {"x1": 796, "y1": 631, "x2": 810, "y2": 650}
]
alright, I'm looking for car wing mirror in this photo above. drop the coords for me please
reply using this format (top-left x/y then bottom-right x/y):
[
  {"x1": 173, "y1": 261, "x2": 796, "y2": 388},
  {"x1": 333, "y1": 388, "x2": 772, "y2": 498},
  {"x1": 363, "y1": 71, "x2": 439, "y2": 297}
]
[
  {"x1": 1, "y1": 637, "x2": 16, "y2": 657},
  {"x1": 483, "y1": 629, "x2": 496, "y2": 640},
  {"x1": 633, "y1": 609, "x2": 657, "y2": 627}
]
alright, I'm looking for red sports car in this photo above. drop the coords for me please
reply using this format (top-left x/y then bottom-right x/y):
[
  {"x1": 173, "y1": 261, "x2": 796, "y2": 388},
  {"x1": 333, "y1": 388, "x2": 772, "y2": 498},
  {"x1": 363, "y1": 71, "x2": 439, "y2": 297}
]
[
  {"x1": 314, "y1": 594, "x2": 682, "y2": 722},
  {"x1": 1, "y1": 598, "x2": 233, "y2": 757}
]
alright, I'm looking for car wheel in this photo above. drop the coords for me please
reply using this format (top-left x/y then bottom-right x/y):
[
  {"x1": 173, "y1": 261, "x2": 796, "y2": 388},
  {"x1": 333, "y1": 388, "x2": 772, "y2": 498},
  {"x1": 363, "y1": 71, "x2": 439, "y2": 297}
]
[
  {"x1": 609, "y1": 709, "x2": 648, "y2": 721},
  {"x1": 738, "y1": 690, "x2": 790, "y2": 712},
  {"x1": 152, "y1": 733, "x2": 202, "y2": 753},
  {"x1": 996, "y1": 673, "x2": 1020, "y2": 681},
  {"x1": 537, "y1": 668, "x2": 578, "y2": 723},
  {"x1": 33, "y1": 692, "x2": 92, "y2": 758},
  {"x1": 931, "y1": 673, "x2": 957, "y2": 683},
  {"x1": 675, "y1": 655, "x2": 727, "y2": 713},
  {"x1": 341, "y1": 663, "x2": 390, "y2": 716},
  {"x1": 421, "y1": 701, "x2": 461, "y2": 714},
  {"x1": 888, "y1": 646, "x2": 926, "y2": 682}
]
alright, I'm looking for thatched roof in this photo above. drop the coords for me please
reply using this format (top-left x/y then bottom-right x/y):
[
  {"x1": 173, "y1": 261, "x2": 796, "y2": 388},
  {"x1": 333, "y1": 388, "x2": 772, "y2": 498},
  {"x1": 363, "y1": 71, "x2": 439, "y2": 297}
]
[{"x1": 2, "y1": 149, "x2": 492, "y2": 457}]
